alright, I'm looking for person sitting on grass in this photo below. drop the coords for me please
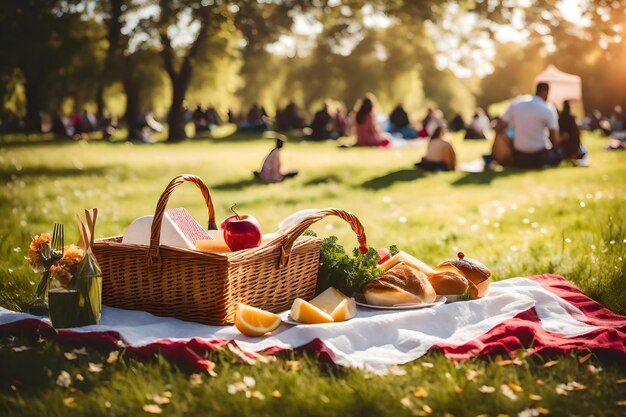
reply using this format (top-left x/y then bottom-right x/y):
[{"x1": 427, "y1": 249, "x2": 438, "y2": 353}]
[
  {"x1": 241, "y1": 103, "x2": 269, "y2": 131},
  {"x1": 464, "y1": 108, "x2": 490, "y2": 140},
  {"x1": 253, "y1": 136, "x2": 299, "y2": 183},
  {"x1": 559, "y1": 100, "x2": 588, "y2": 160},
  {"x1": 495, "y1": 82, "x2": 588, "y2": 168},
  {"x1": 416, "y1": 125, "x2": 457, "y2": 172},
  {"x1": 354, "y1": 94, "x2": 391, "y2": 147},
  {"x1": 388, "y1": 102, "x2": 418, "y2": 139},
  {"x1": 305, "y1": 102, "x2": 335, "y2": 141}
]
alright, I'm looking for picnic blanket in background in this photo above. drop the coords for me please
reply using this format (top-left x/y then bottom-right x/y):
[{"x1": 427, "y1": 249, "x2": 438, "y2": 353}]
[{"x1": 1, "y1": 275, "x2": 625, "y2": 373}]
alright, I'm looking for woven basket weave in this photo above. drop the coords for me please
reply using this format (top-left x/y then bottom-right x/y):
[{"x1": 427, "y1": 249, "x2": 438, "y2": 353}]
[{"x1": 92, "y1": 174, "x2": 368, "y2": 325}]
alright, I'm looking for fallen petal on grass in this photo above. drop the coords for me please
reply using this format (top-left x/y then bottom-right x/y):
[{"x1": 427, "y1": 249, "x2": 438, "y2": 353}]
[
  {"x1": 389, "y1": 365, "x2": 406, "y2": 376},
  {"x1": 414, "y1": 387, "x2": 428, "y2": 398},
  {"x1": 56, "y1": 371, "x2": 71, "y2": 388},
  {"x1": 189, "y1": 374, "x2": 203, "y2": 386},
  {"x1": 63, "y1": 352, "x2": 78, "y2": 360},
  {"x1": 543, "y1": 360, "x2": 558, "y2": 368},
  {"x1": 63, "y1": 397, "x2": 76, "y2": 408},
  {"x1": 500, "y1": 384, "x2": 518, "y2": 401},
  {"x1": 400, "y1": 397, "x2": 412, "y2": 408},
  {"x1": 88, "y1": 362, "x2": 103, "y2": 373},
  {"x1": 107, "y1": 350, "x2": 119, "y2": 364},
  {"x1": 479, "y1": 385, "x2": 495, "y2": 394},
  {"x1": 271, "y1": 390, "x2": 281, "y2": 398},
  {"x1": 142, "y1": 404, "x2": 163, "y2": 414},
  {"x1": 578, "y1": 352, "x2": 592, "y2": 364},
  {"x1": 529, "y1": 394, "x2": 542, "y2": 401}
]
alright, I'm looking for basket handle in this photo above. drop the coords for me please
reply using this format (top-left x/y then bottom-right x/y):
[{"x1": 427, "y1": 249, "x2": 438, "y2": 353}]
[
  {"x1": 149, "y1": 175, "x2": 217, "y2": 262},
  {"x1": 277, "y1": 208, "x2": 368, "y2": 267}
]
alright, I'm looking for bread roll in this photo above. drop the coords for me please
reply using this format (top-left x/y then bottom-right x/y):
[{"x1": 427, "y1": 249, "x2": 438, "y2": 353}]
[
  {"x1": 428, "y1": 270, "x2": 469, "y2": 295},
  {"x1": 364, "y1": 264, "x2": 437, "y2": 306},
  {"x1": 377, "y1": 251, "x2": 435, "y2": 276},
  {"x1": 437, "y1": 252, "x2": 491, "y2": 297}
]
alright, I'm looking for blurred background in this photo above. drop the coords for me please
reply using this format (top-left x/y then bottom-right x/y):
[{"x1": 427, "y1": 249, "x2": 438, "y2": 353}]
[{"x1": 0, "y1": 0, "x2": 624, "y2": 141}]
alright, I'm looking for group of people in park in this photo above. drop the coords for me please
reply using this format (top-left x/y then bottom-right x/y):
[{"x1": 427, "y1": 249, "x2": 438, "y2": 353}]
[
  {"x1": 256, "y1": 82, "x2": 605, "y2": 183},
  {"x1": 51, "y1": 109, "x2": 117, "y2": 141}
]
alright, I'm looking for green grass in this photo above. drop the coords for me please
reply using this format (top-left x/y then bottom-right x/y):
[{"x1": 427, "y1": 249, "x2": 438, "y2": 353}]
[{"x1": 1, "y1": 129, "x2": 625, "y2": 416}]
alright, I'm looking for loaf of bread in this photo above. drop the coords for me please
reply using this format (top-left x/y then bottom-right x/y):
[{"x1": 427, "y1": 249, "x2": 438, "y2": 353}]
[
  {"x1": 436, "y1": 252, "x2": 491, "y2": 298},
  {"x1": 428, "y1": 270, "x2": 468, "y2": 294},
  {"x1": 364, "y1": 264, "x2": 437, "y2": 306}
]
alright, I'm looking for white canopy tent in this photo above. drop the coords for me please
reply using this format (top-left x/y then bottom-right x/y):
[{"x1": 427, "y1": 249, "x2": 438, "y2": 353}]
[{"x1": 534, "y1": 65, "x2": 583, "y2": 107}]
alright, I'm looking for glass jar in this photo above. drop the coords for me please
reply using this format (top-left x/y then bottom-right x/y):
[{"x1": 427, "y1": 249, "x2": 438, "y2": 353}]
[{"x1": 75, "y1": 249, "x2": 102, "y2": 326}]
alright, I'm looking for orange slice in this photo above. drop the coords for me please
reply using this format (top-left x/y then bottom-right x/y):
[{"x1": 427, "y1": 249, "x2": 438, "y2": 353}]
[
  {"x1": 329, "y1": 297, "x2": 357, "y2": 322},
  {"x1": 290, "y1": 298, "x2": 334, "y2": 324},
  {"x1": 235, "y1": 304, "x2": 282, "y2": 337}
]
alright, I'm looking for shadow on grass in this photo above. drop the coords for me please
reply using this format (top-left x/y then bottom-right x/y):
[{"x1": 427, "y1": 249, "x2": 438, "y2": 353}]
[
  {"x1": 0, "y1": 165, "x2": 112, "y2": 182},
  {"x1": 361, "y1": 168, "x2": 427, "y2": 190},
  {"x1": 303, "y1": 173, "x2": 343, "y2": 186},
  {"x1": 451, "y1": 167, "x2": 534, "y2": 186},
  {"x1": 211, "y1": 176, "x2": 262, "y2": 191}
]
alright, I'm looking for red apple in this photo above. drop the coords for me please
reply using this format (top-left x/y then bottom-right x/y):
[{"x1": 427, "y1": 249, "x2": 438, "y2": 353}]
[
  {"x1": 220, "y1": 213, "x2": 260, "y2": 230},
  {"x1": 222, "y1": 204, "x2": 262, "y2": 251},
  {"x1": 377, "y1": 248, "x2": 391, "y2": 264}
]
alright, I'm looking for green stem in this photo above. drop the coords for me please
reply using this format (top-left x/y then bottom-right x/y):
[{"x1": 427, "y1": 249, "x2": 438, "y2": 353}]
[{"x1": 34, "y1": 271, "x2": 49, "y2": 299}]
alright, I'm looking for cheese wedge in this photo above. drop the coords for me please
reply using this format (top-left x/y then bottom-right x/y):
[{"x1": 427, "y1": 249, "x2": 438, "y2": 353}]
[
  {"x1": 195, "y1": 239, "x2": 232, "y2": 253},
  {"x1": 377, "y1": 251, "x2": 435, "y2": 275}
]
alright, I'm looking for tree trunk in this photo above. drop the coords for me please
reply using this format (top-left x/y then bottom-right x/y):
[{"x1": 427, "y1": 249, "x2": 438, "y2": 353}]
[
  {"x1": 123, "y1": 78, "x2": 140, "y2": 141},
  {"x1": 96, "y1": 84, "x2": 105, "y2": 120},
  {"x1": 166, "y1": 75, "x2": 189, "y2": 142},
  {"x1": 24, "y1": 77, "x2": 43, "y2": 133}
]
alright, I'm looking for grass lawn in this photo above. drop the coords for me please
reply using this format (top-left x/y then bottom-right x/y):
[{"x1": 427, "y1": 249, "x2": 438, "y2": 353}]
[{"x1": 1, "y1": 128, "x2": 625, "y2": 416}]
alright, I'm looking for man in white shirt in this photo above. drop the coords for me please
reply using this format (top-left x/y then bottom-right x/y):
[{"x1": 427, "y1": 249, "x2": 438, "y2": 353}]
[{"x1": 496, "y1": 82, "x2": 564, "y2": 168}]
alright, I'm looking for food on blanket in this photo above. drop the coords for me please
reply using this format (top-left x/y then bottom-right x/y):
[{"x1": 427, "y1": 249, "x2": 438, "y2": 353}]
[
  {"x1": 377, "y1": 248, "x2": 391, "y2": 265},
  {"x1": 222, "y1": 204, "x2": 262, "y2": 251},
  {"x1": 235, "y1": 304, "x2": 282, "y2": 336},
  {"x1": 195, "y1": 239, "x2": 232, "y2": 253},
  {"x1": 428, "y1": 270, "x2": 468, "y2": 294},
  {"x1": 328, "y1": 298, "x2": 357, "y2": 322},
  {"x1": 220, "y1": 209, "x2": 261, "y2": 231},
  {"x1": 290, "y1": 298, "x2": 334, "y2": 324},
  {"x1": 310, "y1": 287, "x2": 357, "y2": 322},
  {"x1": 377, "y1": 251, "x2": 436, "y2": 276},
  {"x1": 437, "y1": 252, "x2": 491, "y2": 298},
  {"x1": 166, "y1": 208, "x2": 212, "y2": 244},
  {"x1": 122, "y1": 214, "x2": 195, "y2": 249},
  {"x1": 363, "y1": 264, "x2": 436, "y2": 306}
]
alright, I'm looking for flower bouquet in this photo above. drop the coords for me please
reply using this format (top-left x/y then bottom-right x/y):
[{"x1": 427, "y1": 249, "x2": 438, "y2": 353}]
[{"x1": 25, "y1": 209, "x2": 102, "y2": 328}]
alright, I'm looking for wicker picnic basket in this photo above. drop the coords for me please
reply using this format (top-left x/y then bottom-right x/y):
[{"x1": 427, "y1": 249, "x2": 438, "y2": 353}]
[{"x1": 92, "y1": 174, "x2": 368, "y2": 325}]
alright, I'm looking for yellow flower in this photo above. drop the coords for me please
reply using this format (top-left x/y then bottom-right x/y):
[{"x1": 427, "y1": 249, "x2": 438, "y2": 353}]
[
  {"x1": 27, "y1": 233, "x2": 51, "y2": 272},
  {"x1": 50, "y1": 264, "x2": 73, "y2": 287},
  {"x1": 58, "y1": 244, "x2": 84, "y2": 272}
]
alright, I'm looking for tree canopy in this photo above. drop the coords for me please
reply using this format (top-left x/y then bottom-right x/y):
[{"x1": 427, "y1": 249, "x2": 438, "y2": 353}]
[{"x1": 1, "y1": 0, "x2": 624, "y2": 137}]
